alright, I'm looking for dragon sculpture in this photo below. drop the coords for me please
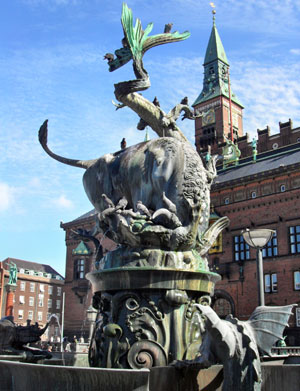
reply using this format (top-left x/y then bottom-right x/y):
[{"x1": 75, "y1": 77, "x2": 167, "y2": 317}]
[
  {"x1": 175, "y1": 303, "x2": 296, "y2": 391},
  {"x1": 38, "y1": 3, "x2": 229, "y2": 267}
]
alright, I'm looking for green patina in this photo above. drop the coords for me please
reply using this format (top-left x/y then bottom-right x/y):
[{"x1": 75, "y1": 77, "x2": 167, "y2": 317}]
[
  {"x1": 192, "y1": 19, "x2": 243, "y2": 107},
  {"x1": 72, "y1": 240, "x2": 91, "y2": 255},
  {"x1": 204, "y1": 19, "x2": 229, "y2": 66},
  {"x1": 108, "y1": 4, "x2": 190, "y2": 72}
]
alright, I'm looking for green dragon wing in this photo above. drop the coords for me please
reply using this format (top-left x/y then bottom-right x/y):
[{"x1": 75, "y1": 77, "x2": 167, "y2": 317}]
[{"x1": 121, "y1": 3, "x2": 190, "y2": 62}]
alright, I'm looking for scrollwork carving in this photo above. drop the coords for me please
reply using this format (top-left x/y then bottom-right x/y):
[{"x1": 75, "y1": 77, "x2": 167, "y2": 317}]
[{"x1": 127, "y1": 340, "x2": 167, "y2": 369}]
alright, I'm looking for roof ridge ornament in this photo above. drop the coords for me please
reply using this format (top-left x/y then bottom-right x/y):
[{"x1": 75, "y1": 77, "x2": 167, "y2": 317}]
[{"x1": 210, "y1": 2, "x2": 216, "y2": 25}]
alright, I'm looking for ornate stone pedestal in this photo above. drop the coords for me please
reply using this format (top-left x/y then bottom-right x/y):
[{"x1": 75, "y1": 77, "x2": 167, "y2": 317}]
[
  {"x1": 5, "y1": 284, "x2": 17, "y2": 317},
  {"x1": 87, "y1": 250, "x2": 220, "y2": 369}
]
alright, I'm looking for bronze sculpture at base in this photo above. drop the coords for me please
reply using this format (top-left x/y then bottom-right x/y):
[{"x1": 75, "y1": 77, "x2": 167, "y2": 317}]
[
  {"x1": 0, "y1": 316, "x2": 52, "y2": 361},
  {"x1": 174, "y1": 304, "x2": 296, "y2": 391}
]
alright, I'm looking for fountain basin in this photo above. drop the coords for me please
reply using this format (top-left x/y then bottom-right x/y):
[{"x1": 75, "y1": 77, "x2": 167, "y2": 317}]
[{"x1": 86, "y1": 267, "x2": 220, "y2": 293}]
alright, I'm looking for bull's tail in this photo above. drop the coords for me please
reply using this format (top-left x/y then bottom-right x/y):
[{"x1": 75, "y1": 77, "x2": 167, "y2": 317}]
[{"x1": 38, "y1": 120, "x2": 96, "y2": 169}]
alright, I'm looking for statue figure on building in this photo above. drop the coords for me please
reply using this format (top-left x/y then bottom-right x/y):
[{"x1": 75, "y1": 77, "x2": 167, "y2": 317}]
[
  {"x1": 222, "y1": 137, "x2": 241, "y2": 169},
  {"x1": 252, "y1": 138, "x2": 258, "y2": 162},
  {"x1": 6, "y1": 261, "x2": 18, "y2": 285}
]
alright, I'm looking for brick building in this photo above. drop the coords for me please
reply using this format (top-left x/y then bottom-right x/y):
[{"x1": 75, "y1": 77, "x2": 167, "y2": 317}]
[
  {"x1": 60, "y1": 211, "x2": 115, "y2": 340},
  {"x1": 60, "y1": 16, "x2": 300, "y2": 344},
  {"x1": 0, "y1": 258, "x2": 64, "y2": 342},
  {"x1": 193, "y1": 18, "x2": 300, "y2": 344}
]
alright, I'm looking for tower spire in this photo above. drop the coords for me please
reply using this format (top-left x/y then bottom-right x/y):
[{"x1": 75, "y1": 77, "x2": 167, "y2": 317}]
[{"x1": 192, "y1": 7, "x2": 244, "y2": 154}]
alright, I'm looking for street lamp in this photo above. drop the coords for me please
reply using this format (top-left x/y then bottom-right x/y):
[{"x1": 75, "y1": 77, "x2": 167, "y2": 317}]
[
  {"x1": 242, "y1": 228, "x2": 275, "y2": 307},
  {"x1": 86, "y1": 305, "x2": 97, "y2": 342}
]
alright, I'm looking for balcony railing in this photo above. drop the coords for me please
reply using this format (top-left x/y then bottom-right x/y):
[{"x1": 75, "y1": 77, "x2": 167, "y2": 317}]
[{"x1": 271, "y1": 346, "x2": 300, "y2": 356}]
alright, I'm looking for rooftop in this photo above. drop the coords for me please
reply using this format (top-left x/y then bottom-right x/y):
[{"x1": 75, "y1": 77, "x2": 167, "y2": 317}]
[
  {"x1": 2, "y1": 257, "x2": 64, "y2": 280},
  {"x1": 214, "y1": 145, "x2": 300, "y2": 186},
  {"x1": 60, "y1": 209, "x2": 97, "y2": 228}
]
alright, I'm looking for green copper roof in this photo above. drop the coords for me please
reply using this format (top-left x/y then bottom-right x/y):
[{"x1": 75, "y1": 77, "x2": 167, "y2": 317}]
[
  {"x1": 72, "y1": 241, "x2": 91, "y2": 255},
  {"x1": 204, "y1": 22, "x2": 229, "y2": 66},
  {"x1": 210, "y1": 210, "x2": 221, "y2": 220},
  {"x1": 193, "y1": 83, "x2": 243, "y2": 107},
  {"x1": 192, "y1": 19, "x2": 243, "y2": 108}
]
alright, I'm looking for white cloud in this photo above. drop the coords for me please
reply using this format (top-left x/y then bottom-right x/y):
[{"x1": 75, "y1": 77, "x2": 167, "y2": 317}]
[
  {"x1": 232, "y1": 62, "x2": 300, "y2": 136},
  {"x1": 52, "y1": 195, "x2": 74, "y2": 209},
  {"x1": 0, "y1": 183, "x2": 15, "y2": 212},
  {"x1": 290, "y1": 49, "x2": 300, "y2": 55}
]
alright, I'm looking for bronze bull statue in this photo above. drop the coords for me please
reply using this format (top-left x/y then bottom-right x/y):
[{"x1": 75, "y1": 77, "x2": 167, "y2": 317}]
[{"x1": 38, "y1": 120, "x2": 228, "y2": 253}]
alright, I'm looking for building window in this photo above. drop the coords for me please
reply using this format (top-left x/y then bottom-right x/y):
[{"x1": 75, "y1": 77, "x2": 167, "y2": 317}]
[
  {"x1": 294, "y1": 271, "x2": 300, "y2": 290},
  {"x1": 48, "y1": 286, "x2": 53, "y2": 295},
  {"x1": 57, "y1": 287, "x2": 62, "y2": 296},
  {"x1": 48, "y1": 299, "x2": 52, "y2": 309},
  {"x1": 262, "y1": 230, "x2": 278, "y2": 257},
  {"x1": 29, "y1": 297, "x2": 34, "y2": 307},
  {"x1": 265, "y1": 273, "x2": 277, "y2": 293},
  {"x1": 20, "y1": 281, "x2": 26, "y2": 291},
  {"x1": 289, "y1": 226, "x2": 300, "y2": 254},
  {"x1": 38, "y1": 294, "x2": 44, "y2": 307},
  {"x1": 56, "y1": 300, "x2": 61, "y2": 310},
  {"x1": 28, "y1": 310, "x2": 33, "y2": 320},
  {"x1": 18, "y1": 310, "x2": 24, "y2": 320},
  {"x1": 74, "y1": 259, "x2": 85, "y2": 280},
  {"x1": 30, "y1": 282, "x2": 35, "y2": 292},
  {"x1": 37, "y1": 312, "x2": 43, "y2": 322},
  {"x1": 40, "y1": 284, "x2": 44, "y2": 293},
  {"x1": 55, "y1": 313, "x2": 60, "y2": 322},
  {"x1": 233, "y1": 235, "x2": 250, "y2": 261},
  {"x1": 19, "y1": 295, "x2": 25, "y2": 304}
]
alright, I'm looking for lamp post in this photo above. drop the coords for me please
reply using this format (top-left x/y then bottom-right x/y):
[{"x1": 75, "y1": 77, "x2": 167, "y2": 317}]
[
  {"x1": 86, "y1": 305, "x2": 97, "y2": 342},
  {"x1": 242, "y1": 228, "x2": 275, "y2": 307}
]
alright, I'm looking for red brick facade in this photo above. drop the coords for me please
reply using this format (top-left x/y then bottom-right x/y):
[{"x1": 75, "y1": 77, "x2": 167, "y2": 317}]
[
  {"x1": 0, "y1": 258, "x2": 64, "y2": 342},
  {"x1": 194, "y1": 96, "x2": 244, "y2": 154},
  {"x1": 60, "y1": 212, "x2": 115, "y2": 340}
]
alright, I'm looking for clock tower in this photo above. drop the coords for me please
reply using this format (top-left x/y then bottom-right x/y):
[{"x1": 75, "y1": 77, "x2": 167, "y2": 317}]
[{"x1": 193, "y1": 13, "x2": 244, "y2": 154}]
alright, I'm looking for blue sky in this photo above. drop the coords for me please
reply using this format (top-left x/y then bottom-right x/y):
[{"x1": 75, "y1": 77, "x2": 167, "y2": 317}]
[{"x1": 1, "y1": 0, "x2": 300, "y2": 276}]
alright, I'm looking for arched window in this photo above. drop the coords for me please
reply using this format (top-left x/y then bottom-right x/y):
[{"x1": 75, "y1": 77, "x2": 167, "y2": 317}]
[{"x1": 212, "y1": 290, "x2": 235, "y2": 319}]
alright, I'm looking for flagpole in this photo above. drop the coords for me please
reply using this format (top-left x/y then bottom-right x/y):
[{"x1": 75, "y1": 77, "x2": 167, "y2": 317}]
[{"x1": 228, "y1": 68, "x2": 234, "y2": 142}]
